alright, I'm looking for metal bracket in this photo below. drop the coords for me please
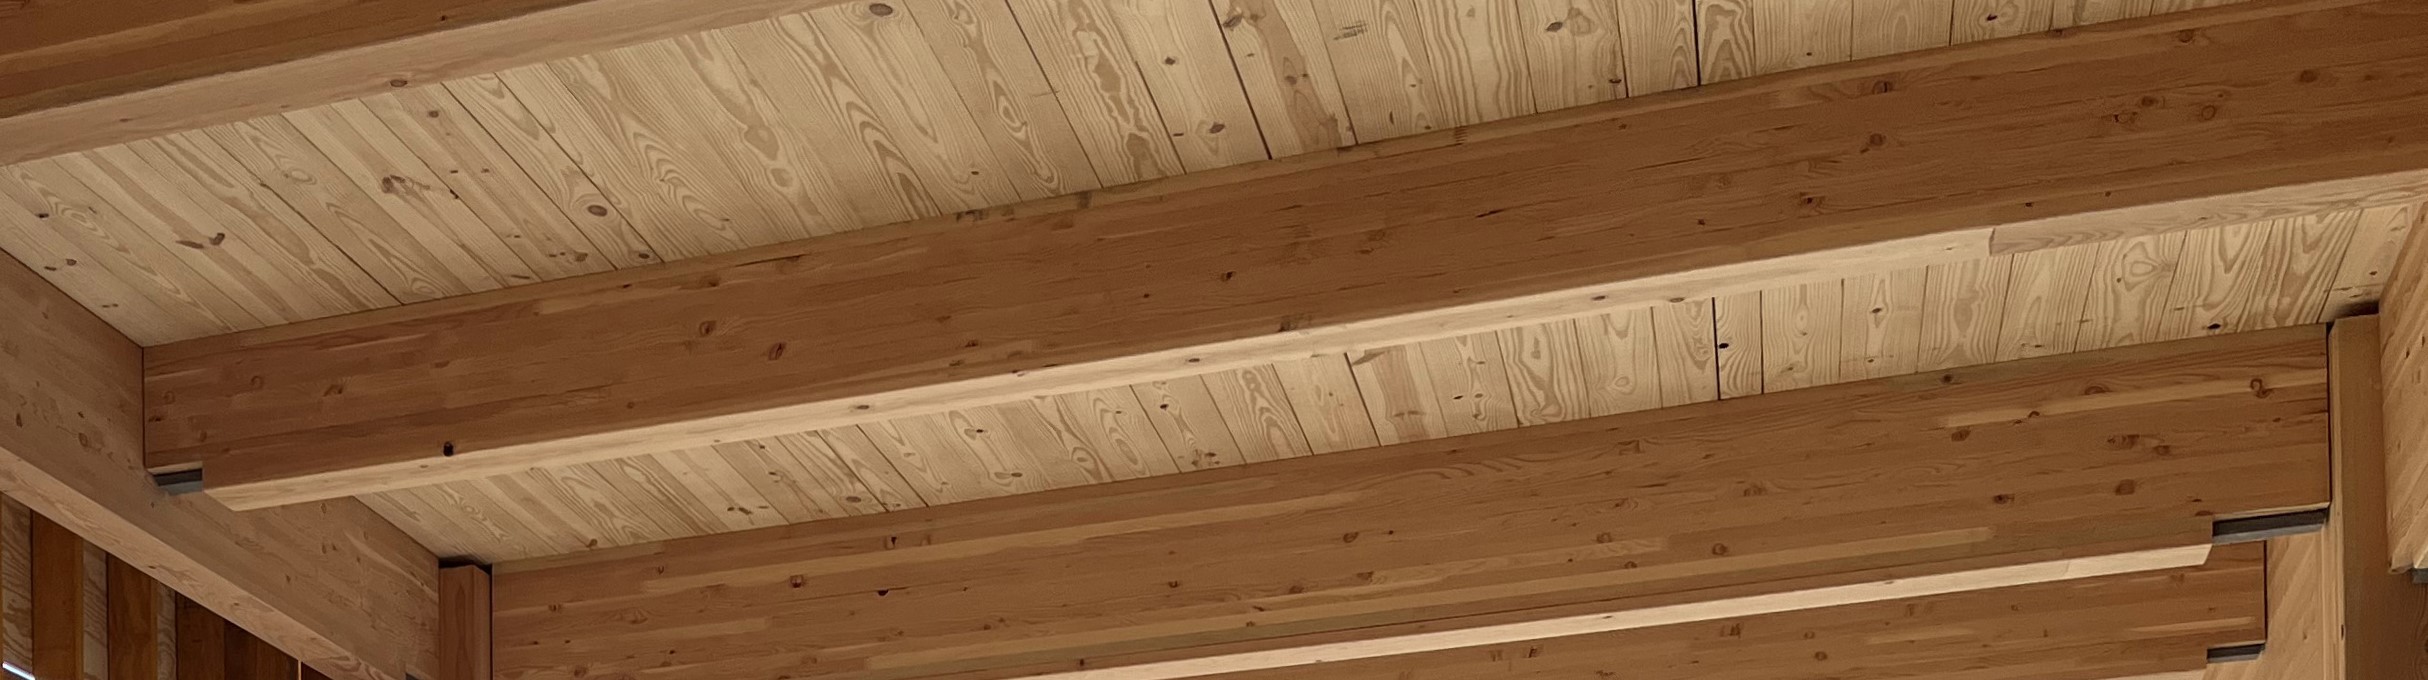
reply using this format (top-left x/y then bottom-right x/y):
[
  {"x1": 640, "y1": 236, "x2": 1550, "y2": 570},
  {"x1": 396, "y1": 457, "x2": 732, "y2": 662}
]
[
  {"x1": 151, "y1": 469, "x2": 204, "y2": 495},
  {"x1": 2211, "y1": 508, "x2": 2328, "y2": 544},
  {"x1": 2207, "y1": 643, "x2": 2266, "y2": 664}
]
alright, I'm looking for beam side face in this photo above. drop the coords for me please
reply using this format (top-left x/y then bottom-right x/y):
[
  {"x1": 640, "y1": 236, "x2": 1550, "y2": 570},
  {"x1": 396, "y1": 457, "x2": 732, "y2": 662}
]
[
  {"x1": 0, "y1": 251, "x2": 438, "y2": 680},
  {"x1": 489, "y1": 328, "x2": 2329, "y2": 680},
  {"x1": 138, "y1": 0, "x2": 2428, "y2": 509}
]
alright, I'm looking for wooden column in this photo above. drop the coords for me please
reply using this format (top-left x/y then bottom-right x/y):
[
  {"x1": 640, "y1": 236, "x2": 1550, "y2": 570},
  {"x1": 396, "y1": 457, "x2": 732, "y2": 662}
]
[
  {"x1": 31, "y1": 514, "x2": 101, "y2": 680},
  {"x1": 2328, "y1": 317, "x2": 2428, "y2": 679},
  {"x1": 440, "y1": 567, "x2": 491, "y2": 680},
  {"x1": 175, "y1": 598, "x2": 227, "y2": 680}
]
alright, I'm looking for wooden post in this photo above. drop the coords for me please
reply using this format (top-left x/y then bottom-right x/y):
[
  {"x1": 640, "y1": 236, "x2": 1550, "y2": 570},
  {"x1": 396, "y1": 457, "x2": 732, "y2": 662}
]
[
  {"x1": 2327, "y1": 317, "x2": 2428, "y2": 679},
  {"x1": 440, "y1": 566, "x2": 491, "y2": 680}
]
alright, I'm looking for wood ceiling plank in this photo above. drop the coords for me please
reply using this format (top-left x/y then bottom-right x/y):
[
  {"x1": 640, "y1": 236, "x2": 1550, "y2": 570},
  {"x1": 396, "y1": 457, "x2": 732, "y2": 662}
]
[
  {"x1": 1212, "y1": 0, "x2": 1359, "y2": 155},
  {"x1": 2322, "y1": 203, "x2": 2417, "y2": 319},
  {"x1": 0, "y1": 160, "x2": 265, "y2": 335},
  {"x1": 1006, "y1": 0, "x2": 1189, "y2": 183},
  {"x1": 1269, "y1": 353, "x2": 1380, "y2": 453},
  {"x1": 1575, "y1": 308, "x2": 1667, "y2": 416},
  {"x1": 437, "y1": 75, "x2": 664, "y2": 270},
  {"x1": 1647, "y1": 299, "x2": 1719, "y2": 407},
  {"x1": 50, "y1": 148, "x2": 335, "y2": 326},
  {"x1": 1311, "y1": 0, "x2": 1453, "y2": 141},
  {"x1": 1839, "y1": 268, "x2": 1927, "y2": 381},
  {"x1": 1110, "y1": 0, "x2": 1272, "y2": 170},
  {"x1": 1039, "y1": 388, "x2": 1187, "y2": 478},
  {"x1": 1697, "y1": 0, "x2": 1760, "y2": 83},
  {"x1": 1761, "y1": 280, "x2": 1847, "y2": 390},
  {"x1": 487, "y1": 327, "x2": 2329, "y2": 680},
  {"x1": 498, "y1": 43, "x2": 826, "y2": 259},
  {"x1": 1499, "y1": 321, "x2": 1596, "y2": 425},
  {"x1": 281, "y1": 103, "x2": 545, "y2": 290},
  {"x1": 1131, "y1": 377, "x2": 1258, "y2": 471},
  {"x1": 203, "y1": 116, "x2": 501, "y2": 302},
  {"x1": 1616, "y1": 0, "x2": 1697, "y2": 95},
  {"x1": 91, "y1": 139, "x2": 400, "y2": 322},
  {"x1": 1348, "y1": 344, "x2": 1454, "y2": 445},
  {"x1": 359, "y1": 87, "x2": 643, "y2": 277},
  {"x1": 1714, "y1": 292, "x2": 1766, "y2": 399},
  {"x1": 1754, "y1": 0, "x2": 1855, "y2": 75},
  {"x1": 2075, "y1": 232, "x2": 2187, "y2": 351},
  {"x1": 1996, "y1": 245, "x2": 2100, "y2": 361},
  {"x1": 1414, "y1": 332, "x2": 1524, "y2": 436},
  {"x1": 1917, "y1": 257, "x2": 2013, "y2": 370},
  {"x1": 1517, "y1": 0, "x2": 1628, "y2": 110},
  {"x1": 1410, "y1": 0, "x2": 1535, "y2": 125},
  {"x1": 2163, "y1": 221, "x2": 2274, "y2": 340},
  {"x1": 150, "y1": 0, "x2": 2428, "y2": 508},
  {"x1": 1200, "y1": 366, "x2": 1320, "y2": 462},
  {"x1": 1952, "y1": 0, "x2": 2054, "y2": 42},
  {"x1": 2251, "y1": 209, "x2": 2362, "y2": 327},
  {"x1": 1854, "y1": 0, "x2": 1955, "y2": 58},
  {"x1": 904, "y1": 0, "x2": 1107, "y2": 199}
]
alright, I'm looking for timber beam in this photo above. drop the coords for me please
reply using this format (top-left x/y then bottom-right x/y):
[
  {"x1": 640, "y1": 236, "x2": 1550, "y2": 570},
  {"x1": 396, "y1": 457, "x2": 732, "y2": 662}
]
[
  {"x1": 487, "y1": 327, "x2": 2328, "y2": 680},
  {"x1": 0, "y1": 0, "x2": 857, "y2": 165},
  {"x1": 0, "y1": 249, "x2": 439, "y2": 680},
  {"x1": 142, "y1": 0, "x2": 2428, "y2": 509}
]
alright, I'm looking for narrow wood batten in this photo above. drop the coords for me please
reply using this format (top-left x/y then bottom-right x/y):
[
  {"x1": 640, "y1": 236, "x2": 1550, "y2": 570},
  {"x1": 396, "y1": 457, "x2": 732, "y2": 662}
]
[{"x1": 488, "y1": 327, "x2": 2329, "y2": 680}]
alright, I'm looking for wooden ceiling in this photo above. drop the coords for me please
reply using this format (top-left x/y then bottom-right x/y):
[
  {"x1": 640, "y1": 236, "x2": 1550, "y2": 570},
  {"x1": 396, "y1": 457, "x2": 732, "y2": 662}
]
[{"x1": 0, "y1": 0, "x2": 2395, "y2": 565}]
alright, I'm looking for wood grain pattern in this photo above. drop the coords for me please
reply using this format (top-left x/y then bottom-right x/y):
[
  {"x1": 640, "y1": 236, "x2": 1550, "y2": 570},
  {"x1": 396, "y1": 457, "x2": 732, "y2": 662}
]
[
  {"x1": 488, "y1": 327, "x2": 2329, "y2": 680},
  {"x1": 1197, "y1": 543, "x2": 2265, "y2": 680},
  {"x1": 2383, "y1": 201, "x2": 2428, "y2": 569},
  {"x1": 0, "y1": 241, "x2": 439, "y2": 680}
]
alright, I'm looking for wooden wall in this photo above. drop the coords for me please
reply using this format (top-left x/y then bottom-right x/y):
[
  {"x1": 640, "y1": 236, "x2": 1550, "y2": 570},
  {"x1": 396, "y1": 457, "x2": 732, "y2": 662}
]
[{"x1": 0, "y1": 491, "x2": 322, "y2": 680}]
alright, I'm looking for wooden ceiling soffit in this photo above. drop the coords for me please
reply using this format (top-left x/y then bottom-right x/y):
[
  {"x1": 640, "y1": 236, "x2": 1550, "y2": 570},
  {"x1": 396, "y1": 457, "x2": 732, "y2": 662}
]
[
  {"x1": 485, "y1": 327, "x2": 2326, "y2": 680},
  {"x1": 0, "y1": 0, "x2": 860, "y2": 165},
  {"x1": 143, "y1": 0, "x2": 2428, "y2": 510}
]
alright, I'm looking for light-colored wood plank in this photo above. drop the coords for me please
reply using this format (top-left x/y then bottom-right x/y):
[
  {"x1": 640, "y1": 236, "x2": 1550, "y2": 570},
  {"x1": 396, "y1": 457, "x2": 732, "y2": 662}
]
[
  {"x1": 2317, "y1": 316, "x2": 2428, "y2": 680},
  {"x1": 1414, "y1": 332, "x2": 1522, "y2": 436},
  {"x1": 1348, "y1": 345, "x2": 1452, "y2": 445},
  {"x1": 1270, "y1": 353, "x2": 1380, "y2": 453},
  {"x1": 1840, "y1": 268, "x2": 1925, "y2": 380},
  {"x1": 1855, "y1": 0, "x2": 1954, "y2": 58},
  {"x1": 1617, "y1": 0, "x2": 1696, "y2": 95},
  {"x1": 0, "y1": 160, "x2": 264, "y2": 335},
  {"x1": 1110, "y1": 0, "x2": 1272, "y2": 169},
  {"x1": 1576, "y1": 307, "x2": 1665, "y2": 415},
  {"x1": 1917, "y1": 257, "x2": 2012, "y2": 370},
  {"x1": 282, "y1": 103, "x2": 542, "y2": 288},
  {"x1": 2075, "y1": 233, "x2": 2186, "y2": 351},
  {"x1": 1006, "y1": 0, "x2": 1188, "y2": 183},
  {"x1": 1202, "y1": 366, "x2": 1320, "y2": 461},
  {"x1": 1996, "y1": 244, "x2": 2098, "y2": 360},
  {"x1": 1498, "y1": 321, "x2": 1594, "y2": 424},
  {"x1": 1714, "y1": 292, "x2": 1765, "y2": 398},
  {"x1": 1131, "y1": 377, "x2": 1256, "y2": 471},
  {"x1": 904, "y1": 0, "x2": 1105, "y2": 198},
  {"x1": 1952, "y1": 0, "x2": 2052, "y2": 44},
  {"x1": 439, "y1": 75, "x2": 664, "y2": 269},
  {"x1": 1649, "y1": 298, "x2": 1718, "y2": 406},
  {"x1": 1754, "y1": 0, "x2": 1855, "y2": 75},
  {"x1": 1519, "y1": 0, "x2": 1626, "y2": 110},
  {"x1": 1214, "y1": 0, "x2": 1358, "y2": 155},
  {"x1": 361, "y1": 86, "x2": 653, "y2": 275},
  {"x1": 1312, "y1": 0, "x2": 1451, "y2": 140},
  {"x1": 1411, "y1": 0, "x2": 1534, "y2": 124},
  {"x1": 2324, "y1": 203, "x2": 2418, "y2": 319},
  {"x1": 1761, "y1": 281, "x2": 1846, "y2": 391},
  {"x1": 1697, "y1": 0, "x2": 1758, "y2": 83}
]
